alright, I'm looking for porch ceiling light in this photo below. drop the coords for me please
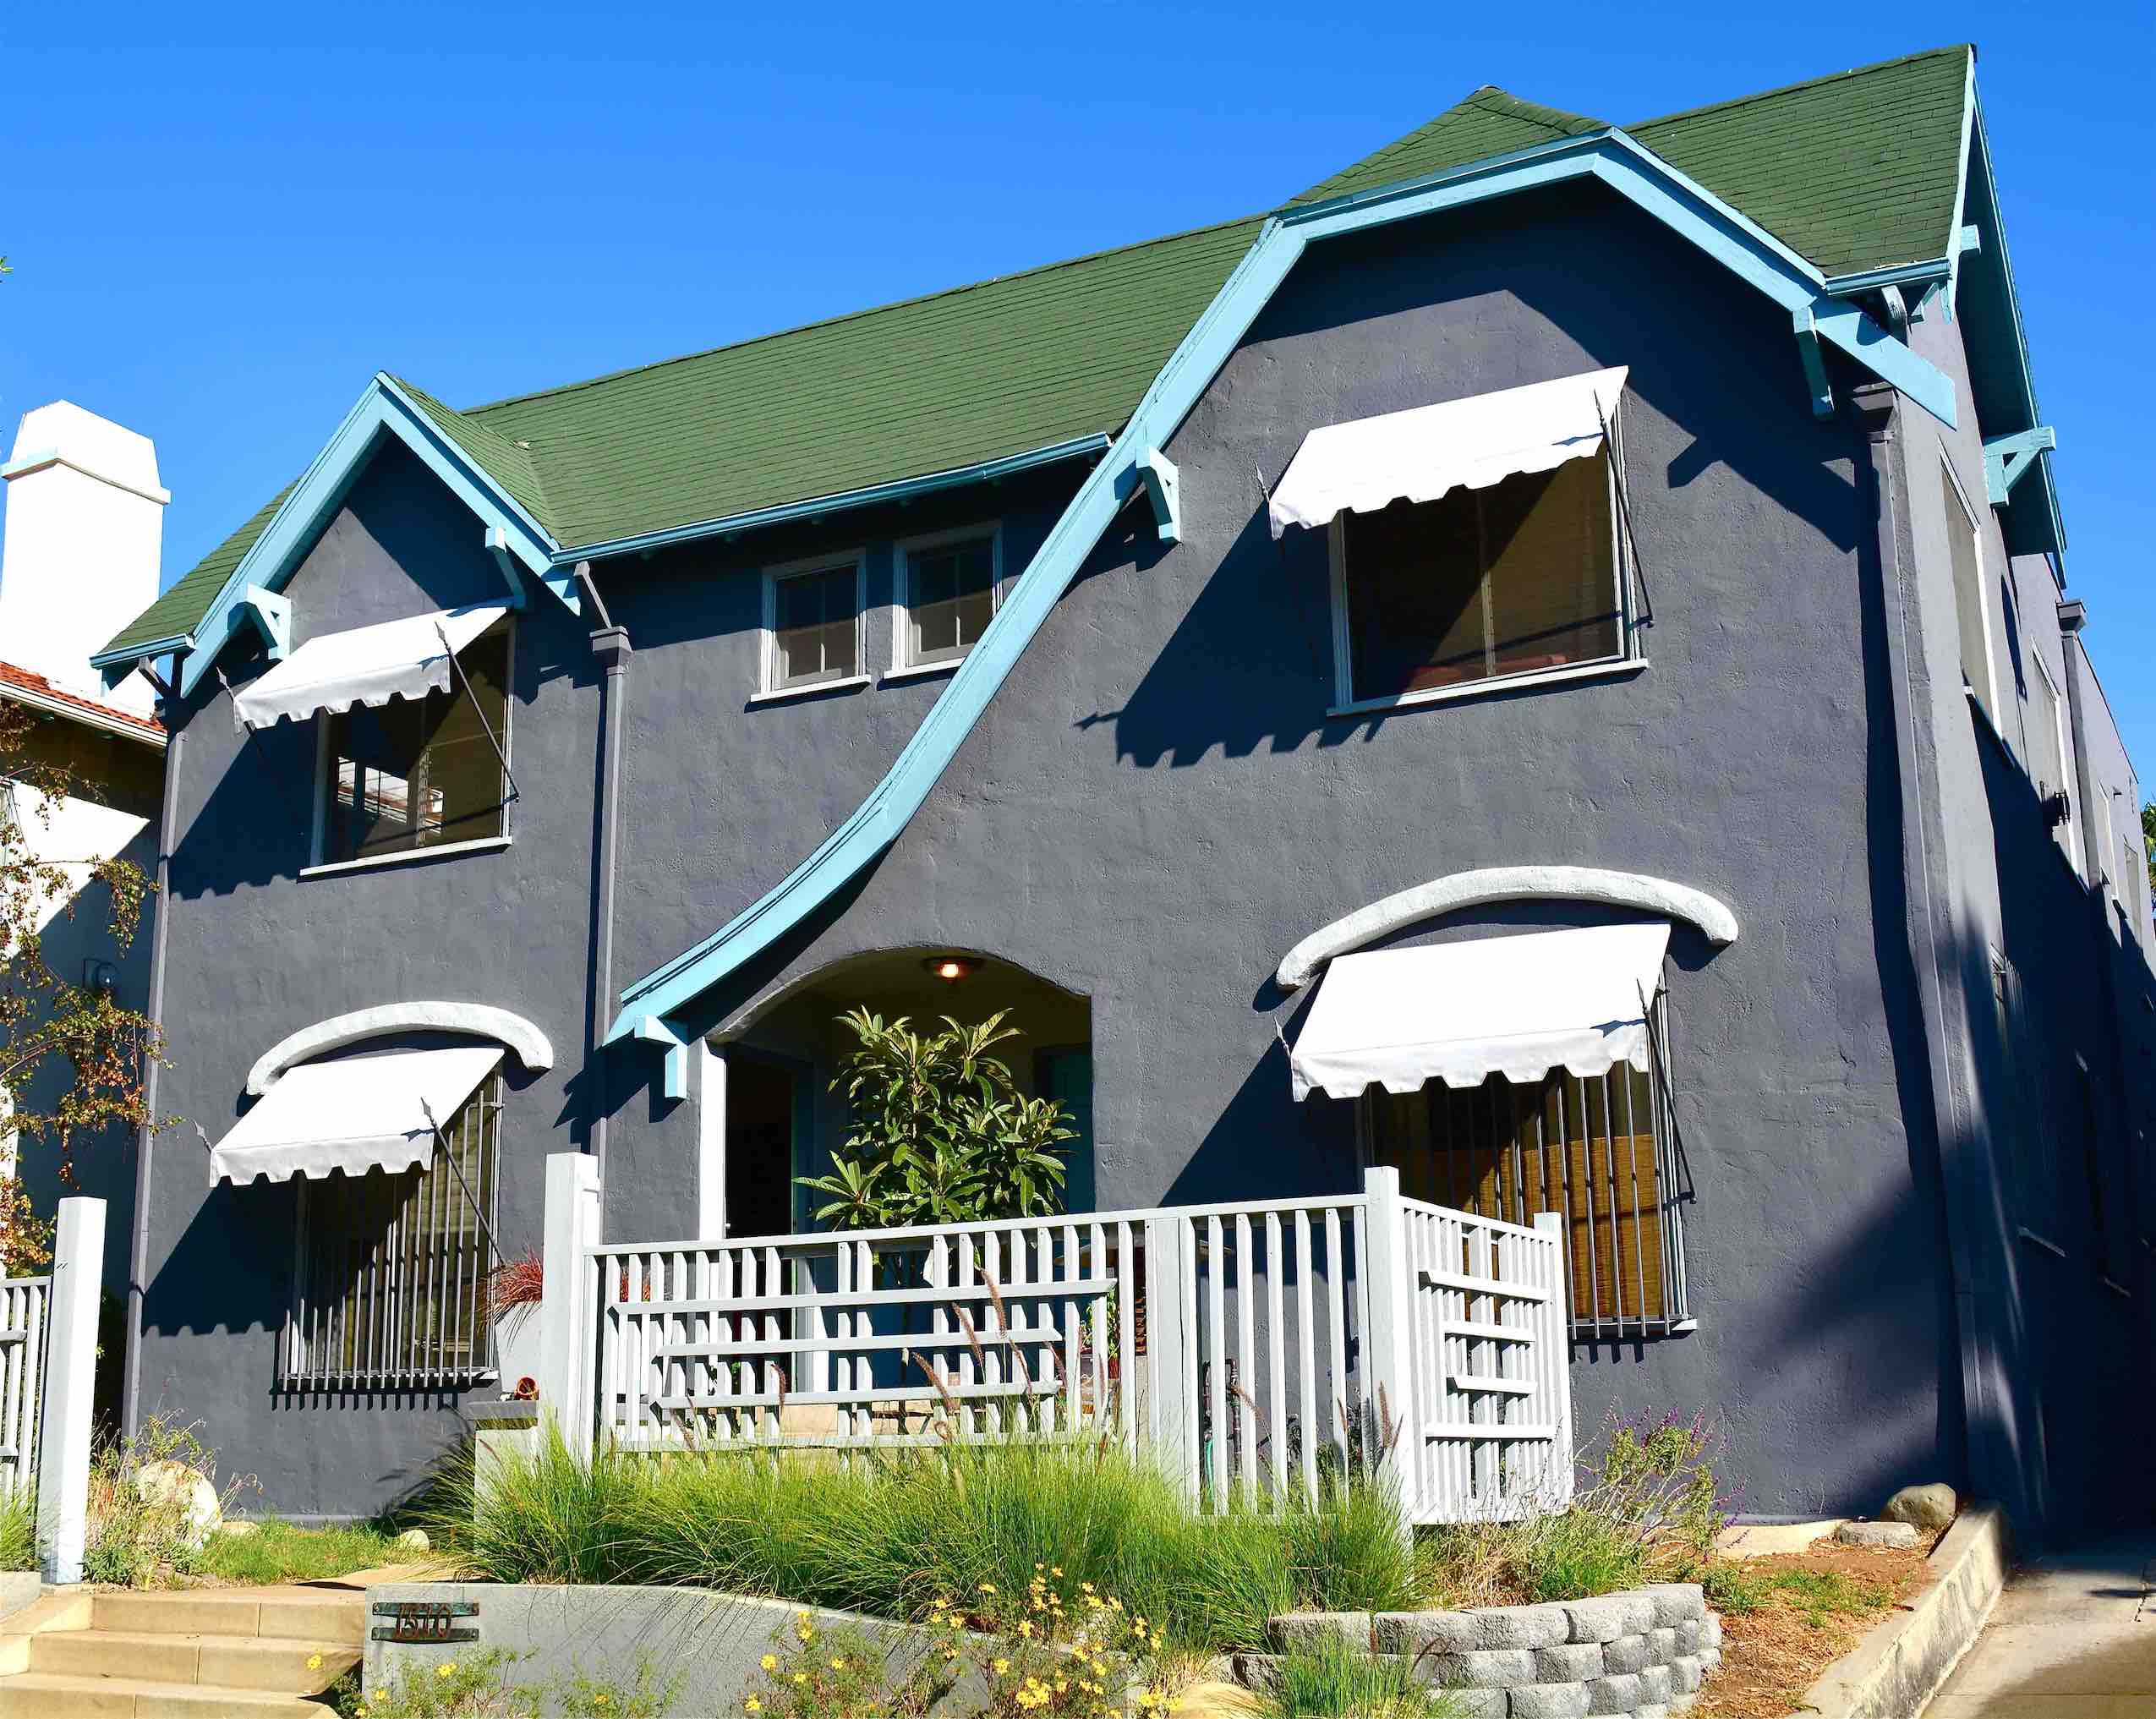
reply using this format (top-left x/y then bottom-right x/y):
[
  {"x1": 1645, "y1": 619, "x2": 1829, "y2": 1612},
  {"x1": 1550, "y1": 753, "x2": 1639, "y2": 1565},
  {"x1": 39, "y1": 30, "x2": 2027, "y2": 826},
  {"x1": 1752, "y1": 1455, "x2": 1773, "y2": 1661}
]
[{"x1": 923, "y1": 955, "x2": 980, "y2": 982}]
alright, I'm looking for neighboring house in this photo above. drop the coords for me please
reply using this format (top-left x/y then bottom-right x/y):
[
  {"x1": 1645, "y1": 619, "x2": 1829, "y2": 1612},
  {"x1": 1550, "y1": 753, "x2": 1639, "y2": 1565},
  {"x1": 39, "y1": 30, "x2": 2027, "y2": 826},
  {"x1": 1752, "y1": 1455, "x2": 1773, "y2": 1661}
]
[
  {"x1": 91, "y1": 46, "x2": 2150, "y2": 1539},
  {"x1": 0, "y1": 402, "x2": 169, "y2": 1284}
]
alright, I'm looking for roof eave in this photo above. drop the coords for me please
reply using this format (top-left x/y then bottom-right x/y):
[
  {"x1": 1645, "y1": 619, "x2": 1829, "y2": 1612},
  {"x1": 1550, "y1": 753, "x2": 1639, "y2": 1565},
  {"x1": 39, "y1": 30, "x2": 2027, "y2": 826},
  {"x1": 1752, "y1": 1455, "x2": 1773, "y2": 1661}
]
[
  {"x1": 564, "y1": 432, "x2": 1114, "y2": 565},
  {"x1": 0, "y1": 679, "x2": 167, "y2": 749}
]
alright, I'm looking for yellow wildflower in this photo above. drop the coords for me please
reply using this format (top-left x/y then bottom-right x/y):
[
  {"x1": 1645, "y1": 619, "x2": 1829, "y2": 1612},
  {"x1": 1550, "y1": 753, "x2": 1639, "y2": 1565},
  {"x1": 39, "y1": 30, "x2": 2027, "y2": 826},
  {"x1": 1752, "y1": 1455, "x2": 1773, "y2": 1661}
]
[
  {"x1": 793, "y1": 1674, "x2": 807, "y2": 1685},
  {"x1": 993, "y1": 1657, "x2": 1010, "y2": 1674},
  {"x1": 594, "y1": 1697, "x2": 610, "y2": 1709},
  {"x1": 1051, "y1": 1566, "x2": 1064, "y2": 1577},
  {"x1": 1019, "y1": 1620, "x2": 1034, "y2": 1637},
  {"x1": 830, "y1": 1658, "x2": 846, "y2": 1671},
  {"x1": 761, "y1": 1655, "x2": 778, "y2": 1672},
  {"x1": 744, "y1": 1700, "x2": 761, "y2": 1714},
  {"x1": 436, "y1": 1663, "x2": 457, "y2": 1679},
  {"x1": 979, "y1": 1582, "x2": 998, "y2": 1594},
  {"x1": 305, "y1": 1654, "x2": 323, "y2": 1671}
]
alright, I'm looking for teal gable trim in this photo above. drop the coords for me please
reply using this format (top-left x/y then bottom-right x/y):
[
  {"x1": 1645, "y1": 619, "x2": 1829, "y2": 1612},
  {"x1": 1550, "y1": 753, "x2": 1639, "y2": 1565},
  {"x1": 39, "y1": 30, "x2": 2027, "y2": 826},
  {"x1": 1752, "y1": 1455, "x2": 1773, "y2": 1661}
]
[
  {"x1": 1984, "y1": 427, "x2": 2056, "y2": 505},
  {"x1": 609, "y1": 127, "x2": 1955, "y2": 1047},
  {"x1": 161, "y1": 375, "x2": 566, "y2": 698},
  {"x1": 91, "y1": 632, "x2": 194, "y2": 688},
  {"x1": 1117, "y1": 447, "x2": 1181, "y2": 544},
  {"x1": 564, "y1": 434, "x2": 1114, "y2": 564},
  {"x1": 1791, "y1": 310, "x2": 1835, "y2": 418},
  {"x1": 626, "y1": 1015, "x2": 689, "y2": 1101}
]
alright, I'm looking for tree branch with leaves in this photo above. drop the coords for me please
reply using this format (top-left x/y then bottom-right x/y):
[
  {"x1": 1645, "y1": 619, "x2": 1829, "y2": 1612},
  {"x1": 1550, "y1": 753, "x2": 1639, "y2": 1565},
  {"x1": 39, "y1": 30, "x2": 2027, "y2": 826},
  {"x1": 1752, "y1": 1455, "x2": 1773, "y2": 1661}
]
[
  {"x1": 799, "y1": 1009, "x2": 1075, "y2": 1231},
  {"x1": 1, "y1": 697, "x2": 167, "y2": 1268}
]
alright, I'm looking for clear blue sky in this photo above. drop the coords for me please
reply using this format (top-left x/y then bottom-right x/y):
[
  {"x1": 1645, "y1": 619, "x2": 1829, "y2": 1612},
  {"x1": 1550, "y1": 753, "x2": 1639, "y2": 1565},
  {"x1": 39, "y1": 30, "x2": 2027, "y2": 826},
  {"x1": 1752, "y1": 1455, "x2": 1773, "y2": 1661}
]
[{"x1": 3, "y1": 3, "x2": 2150, "y2": 755}]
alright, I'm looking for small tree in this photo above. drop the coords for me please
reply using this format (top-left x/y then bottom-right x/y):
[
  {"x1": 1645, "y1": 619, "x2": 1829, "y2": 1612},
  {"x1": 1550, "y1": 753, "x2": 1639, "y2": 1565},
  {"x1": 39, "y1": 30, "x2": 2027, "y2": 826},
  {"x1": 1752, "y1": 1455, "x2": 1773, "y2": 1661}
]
[
  {"x1": 798, "y1": 1009, "x2": 1075, "y2": 1230},
  {"x1": 1, "y1": 698, "x2": 165, "y2": 1268}
]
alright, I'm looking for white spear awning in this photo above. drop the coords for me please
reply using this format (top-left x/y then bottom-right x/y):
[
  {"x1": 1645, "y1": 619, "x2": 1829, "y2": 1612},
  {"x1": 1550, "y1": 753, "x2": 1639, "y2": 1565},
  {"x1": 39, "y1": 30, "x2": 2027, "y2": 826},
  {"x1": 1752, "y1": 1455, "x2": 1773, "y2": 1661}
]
[
  {"x1": 209, "y1": 1044, "x2": 503, "y2": 1184},
  {"x1": 1267, "y1": 366, "x2": 1629, "y2": 539},
  {"x1": 230, "y1": 602, "x2": 507, "y2": 731},
  {"x1": 1289, "y1": 922, "x2": 1669, "y2": 1102}
]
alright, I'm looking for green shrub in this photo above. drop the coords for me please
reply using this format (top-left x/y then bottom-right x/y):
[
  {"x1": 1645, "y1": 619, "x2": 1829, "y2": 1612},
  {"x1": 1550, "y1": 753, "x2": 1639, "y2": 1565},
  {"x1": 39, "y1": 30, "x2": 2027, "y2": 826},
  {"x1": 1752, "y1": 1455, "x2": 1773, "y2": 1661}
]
[
  {"x1": 334, "y1": 1649, "x2": 536, "y2": 1717},
  {"x1": 441, "y1": 1428, "x2": 1416, "y2": 1656},
  {"x1": 80, "y1": 1413, "x2": 254, "y2": 1589}
]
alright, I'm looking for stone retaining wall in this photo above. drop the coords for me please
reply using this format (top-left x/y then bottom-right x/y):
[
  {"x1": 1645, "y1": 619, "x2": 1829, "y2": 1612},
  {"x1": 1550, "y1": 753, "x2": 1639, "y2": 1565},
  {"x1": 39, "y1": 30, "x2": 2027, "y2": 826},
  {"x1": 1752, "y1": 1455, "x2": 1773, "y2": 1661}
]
[{"x1": 1256, "y1": 1583, "x2": 1722, "y2": 1719}]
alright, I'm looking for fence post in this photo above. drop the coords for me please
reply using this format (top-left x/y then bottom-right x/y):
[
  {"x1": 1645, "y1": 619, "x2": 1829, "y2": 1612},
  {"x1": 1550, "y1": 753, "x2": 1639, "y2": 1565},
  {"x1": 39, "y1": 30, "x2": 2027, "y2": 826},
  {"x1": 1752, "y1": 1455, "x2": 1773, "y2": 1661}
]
[
  {"x1": 538, "y1": 1152, "x2": 602, "y2": 1460},
  {"x1": 1141, "y1": 1214, "x2": 1196, "y2": 1503},
  {"x1": 1533, "y1": 1209, "x2": 1575, "y2": 1507},
  {"x1": 1360, "y1": 1167, "x2": 1416, "y2": 1523},
  {"x1": 36, "y1": 1196, "x2": 104, "y2": 1584}
]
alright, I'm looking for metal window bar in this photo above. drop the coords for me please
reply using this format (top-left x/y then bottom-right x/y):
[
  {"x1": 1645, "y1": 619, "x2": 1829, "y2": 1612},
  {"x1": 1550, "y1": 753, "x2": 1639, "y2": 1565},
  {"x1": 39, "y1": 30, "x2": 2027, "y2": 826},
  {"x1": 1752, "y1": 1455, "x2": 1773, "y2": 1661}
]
[
  {"x1": 280, "y1": 1077, "x2": 502, "y2": 1390},
  {"x1": 1367, "y1": 1034, "x2": 1688, "y2": 1339}
]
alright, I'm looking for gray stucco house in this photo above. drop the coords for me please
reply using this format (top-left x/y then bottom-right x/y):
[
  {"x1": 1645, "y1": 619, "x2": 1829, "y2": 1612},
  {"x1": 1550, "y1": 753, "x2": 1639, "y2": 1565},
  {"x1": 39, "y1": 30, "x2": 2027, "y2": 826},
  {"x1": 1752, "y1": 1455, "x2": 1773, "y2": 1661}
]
[{"x1": 93, "y1": 45, "x2": 2153, "y2": 1541}]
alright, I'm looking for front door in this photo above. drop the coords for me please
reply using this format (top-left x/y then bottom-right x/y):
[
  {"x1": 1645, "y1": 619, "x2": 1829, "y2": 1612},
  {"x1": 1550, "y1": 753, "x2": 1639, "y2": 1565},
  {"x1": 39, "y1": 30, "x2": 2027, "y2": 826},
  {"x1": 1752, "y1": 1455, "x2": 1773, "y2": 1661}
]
[{"x1": 725, "y1": 1054, "x2": 798, "y2": 1238}]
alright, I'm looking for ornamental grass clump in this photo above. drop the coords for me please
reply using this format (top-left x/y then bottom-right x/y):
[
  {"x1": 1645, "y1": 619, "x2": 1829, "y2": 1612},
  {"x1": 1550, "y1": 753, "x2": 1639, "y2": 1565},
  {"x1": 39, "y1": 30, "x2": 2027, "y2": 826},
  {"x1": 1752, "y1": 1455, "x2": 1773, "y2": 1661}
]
[
  {"x1": 442, "y1": 1426, "x2": 1419, "y2": 1656},
  {"x1": 1417, "y1": 1408, "x2": 1737, "y2": 1609}
]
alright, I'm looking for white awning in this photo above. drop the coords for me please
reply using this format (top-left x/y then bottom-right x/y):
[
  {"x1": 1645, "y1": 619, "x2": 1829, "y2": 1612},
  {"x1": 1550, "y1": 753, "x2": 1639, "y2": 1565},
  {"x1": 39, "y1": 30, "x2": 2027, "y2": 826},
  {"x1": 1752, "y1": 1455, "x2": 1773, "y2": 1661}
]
[
  {"x1": 231, "y1": 602, "x2": 507, "y2": 731},
  {"x1": 210, "y1": 1044, "x2": 503, "y2": 1184},
  {"x1": 1289, "y1": 922, "x2": 1669, "y2": 1102},
  {"x1": 1267, "y1": 366, "x2": 1628, "y2": 539}
]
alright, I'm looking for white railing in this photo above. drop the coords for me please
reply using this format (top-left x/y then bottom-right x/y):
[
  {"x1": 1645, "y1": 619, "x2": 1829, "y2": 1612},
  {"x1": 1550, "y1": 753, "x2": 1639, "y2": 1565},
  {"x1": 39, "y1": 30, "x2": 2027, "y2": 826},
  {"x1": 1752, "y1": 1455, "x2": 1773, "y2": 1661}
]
[
  {"x1": 0, "y1": 1273, "x2": 47, "y2": 1497},
  {"x1": 538, "y1": 1159, "x2": 1571, "y2": 1524}
]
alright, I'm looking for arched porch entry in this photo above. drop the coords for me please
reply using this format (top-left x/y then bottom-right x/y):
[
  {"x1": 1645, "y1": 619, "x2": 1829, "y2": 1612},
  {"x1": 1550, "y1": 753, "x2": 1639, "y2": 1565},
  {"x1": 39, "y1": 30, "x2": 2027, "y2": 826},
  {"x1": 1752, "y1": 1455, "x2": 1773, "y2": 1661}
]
[{"x1": 702, "y1": 947, "x2": 1093, "y2": 1240}]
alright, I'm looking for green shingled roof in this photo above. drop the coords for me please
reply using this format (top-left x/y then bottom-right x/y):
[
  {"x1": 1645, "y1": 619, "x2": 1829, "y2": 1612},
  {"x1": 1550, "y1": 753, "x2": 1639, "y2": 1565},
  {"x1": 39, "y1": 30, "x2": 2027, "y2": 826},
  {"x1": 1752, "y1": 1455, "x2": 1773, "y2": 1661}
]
[
  {"x1": 1631, "y1": 46, "x2": 1972, "y2": 279},
  {"x1": 105, "y1": 47, "x2": 1978, "y2": 661}
]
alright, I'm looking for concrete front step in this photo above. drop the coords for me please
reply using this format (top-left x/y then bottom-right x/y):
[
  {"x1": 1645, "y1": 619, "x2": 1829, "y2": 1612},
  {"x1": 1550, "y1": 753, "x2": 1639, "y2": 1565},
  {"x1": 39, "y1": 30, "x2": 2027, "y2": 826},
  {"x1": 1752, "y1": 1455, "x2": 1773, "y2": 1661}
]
[
  {"x1": 0, "y1": 1668, "x2": 337, "y2": 1716},
  {"x1": 31, "y1": 1628, "x2": 359, "y2": 1693},
  {"x1": 90, "y1": 1590, "x2": 365, "y2": 1644}
]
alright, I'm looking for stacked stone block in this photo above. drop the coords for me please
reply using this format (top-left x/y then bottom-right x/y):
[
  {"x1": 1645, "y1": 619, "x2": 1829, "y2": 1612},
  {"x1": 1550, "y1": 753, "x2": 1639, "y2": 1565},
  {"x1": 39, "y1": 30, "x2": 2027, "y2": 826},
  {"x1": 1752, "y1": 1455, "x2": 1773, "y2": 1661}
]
[{"x1": 1257, "y1": 1582, "x2": 1721, "y2": 1719}]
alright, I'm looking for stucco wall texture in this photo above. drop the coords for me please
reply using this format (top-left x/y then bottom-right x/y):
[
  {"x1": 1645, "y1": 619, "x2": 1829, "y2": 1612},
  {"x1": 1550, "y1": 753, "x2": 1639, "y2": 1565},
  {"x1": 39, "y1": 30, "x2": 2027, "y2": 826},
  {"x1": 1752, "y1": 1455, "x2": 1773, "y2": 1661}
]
[{"x1": 134, "y1": 182, "x2": 2150, "y2": 1534}]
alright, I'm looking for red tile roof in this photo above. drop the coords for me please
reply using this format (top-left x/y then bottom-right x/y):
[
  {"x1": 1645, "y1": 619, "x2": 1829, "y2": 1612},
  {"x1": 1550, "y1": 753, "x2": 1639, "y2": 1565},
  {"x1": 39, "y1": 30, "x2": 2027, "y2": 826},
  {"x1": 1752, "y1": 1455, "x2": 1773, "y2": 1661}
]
[{"x1": 0, "y1": 659, "x2": 166, "y2": 742}]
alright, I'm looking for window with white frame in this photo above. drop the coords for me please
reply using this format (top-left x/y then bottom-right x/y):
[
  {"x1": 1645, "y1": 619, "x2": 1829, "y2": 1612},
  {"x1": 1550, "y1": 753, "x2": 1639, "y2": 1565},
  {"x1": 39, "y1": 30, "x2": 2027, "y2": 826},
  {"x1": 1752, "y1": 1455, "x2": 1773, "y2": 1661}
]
[
  {"x1": 1332, "y1": 449, "x2": 1631, "y2": 709},
  {"x1": 315, "y1": 621, "x2": 511, "y2": 866},
  {"x1": 282, "y1": 1073, "x2": 500, "y2": 1388},
  {"x1": 894, "y1": 526, "x2": 1000, "y2": 673},
  {"x1": 1941, "y1": 460, "x2": 1999, "y2": 729},
  {"x1": 762, "y1": 554, "x2": 866, "y2": 694},
  {"x1": 2028, "y1": 652, "x2": 2077, "y2": 868}
]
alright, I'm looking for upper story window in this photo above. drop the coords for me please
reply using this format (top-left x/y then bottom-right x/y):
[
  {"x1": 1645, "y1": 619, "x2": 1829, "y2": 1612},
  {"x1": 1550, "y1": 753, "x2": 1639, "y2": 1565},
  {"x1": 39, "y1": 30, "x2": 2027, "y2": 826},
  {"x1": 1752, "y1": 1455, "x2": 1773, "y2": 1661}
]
[
  {"x1": 315, "y1": 621, "x2": 510, "y2": 867},
  {"x1": 2027, "y1": 652, "x2": 2078, "y2": 869},
  {"x1": 893, "y1": 526, "x2": 1000, "y2": 675},
  {"x1": 1332, "y1": 451, "x2": 1628, "y2": 710},
  {"x1": 761, "y1": 553, "x2": 866, "y2": 697},
  {"x1": 1942, "y1": 458, "x2": 2000, "y2": 728}
]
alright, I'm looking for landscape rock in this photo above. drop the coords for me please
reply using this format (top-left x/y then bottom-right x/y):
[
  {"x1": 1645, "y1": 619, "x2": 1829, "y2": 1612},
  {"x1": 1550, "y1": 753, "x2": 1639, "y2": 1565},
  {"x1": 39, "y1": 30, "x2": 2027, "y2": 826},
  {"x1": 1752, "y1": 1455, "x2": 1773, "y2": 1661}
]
[
  {"x1": 1266, "y1": 1610, "x2": 1368, "y2": 1652},
  {"x1": 1168, "y1": 1682, "x2": 1263, "y2": 1716},
  {"x1": 1585, "y1": 1671, "x2": 1642, "y2": 1715},
  {"x1": 1562, "y1": 1593, "x2": 1656, "y2": 1643},
  {"x1": 393, "y1": 1528, "x2": 431, "y2": 1553},
  {"x1": 212, "y1": 1519, "x2": 260, "y2": 1539},
  {"x1": 134, "y1": 1460, "x2": 221, "y2": 1548},
  {"x1": 1637, "y1": 1583, "x2": 1707, "y2": 1626},
  {"x1": 1601, "y1": 1633, "x2": 1652, "y2": 1674},
  {"x1": 1534, "y1": 1642, "x2": 1606, "y2": 1681},
  {"x1": 1509, "y1": 1683, "x2": 1592, "y2": 1719},
  {"x1": 1836, "y1": 1519, "x2": 1918, "y2": 1549},
  {"x1": 1880, "y1": 1483, "x2": 1957, "y2": 1532},
  {"x1": 1414, "y1": 1647, "x2": 1536, "y2": 1689}
]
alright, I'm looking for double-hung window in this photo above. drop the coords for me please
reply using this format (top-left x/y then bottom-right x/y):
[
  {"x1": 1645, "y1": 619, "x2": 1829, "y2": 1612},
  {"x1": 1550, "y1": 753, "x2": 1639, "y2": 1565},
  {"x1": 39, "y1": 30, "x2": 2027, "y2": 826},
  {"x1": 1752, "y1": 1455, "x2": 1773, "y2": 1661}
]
[
  {"x1": 761, "y1": 553, "x2": 867, "y2": 696},
  {"x1": 2028, "y1": 652, "x2": 2077, "y2": 868},
  {"x1": 1365, "y1": 1024, "x2": 1688, "y2": 1337},
  {"x1": 316, "y1": 621, "x2": 511, "y2": 866},
  {"x1": 1332, "y1": 447, "x2": 1631, "y2": 709},
  {"x1": 1942, "y1": 459, "x2": 2000, "y2": 728},
  {"x1": 893, "y1": 526, "x2": 1000, "y2": 675},
  {"x1": 282, "y1": 1073, "x2": 501, "y2": 1388}
]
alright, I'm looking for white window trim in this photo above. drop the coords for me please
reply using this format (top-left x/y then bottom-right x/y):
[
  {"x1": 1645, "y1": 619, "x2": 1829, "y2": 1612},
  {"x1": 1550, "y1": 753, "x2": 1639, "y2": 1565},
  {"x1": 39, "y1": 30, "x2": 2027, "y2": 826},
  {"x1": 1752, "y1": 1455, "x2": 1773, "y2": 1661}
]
[
  {"x1": 2029, "y1": 650, "x2": 2080, "y2": 872},
  {"x1": 888, "y1": 521, "x2": 1004, "y2": 678},
  {"x1": 760, "y1": 549, "x2": 869, "y2": 697},
  {"x1": 1941, "y1": 454, "x2": 2000, "y2": 722},
  {"x1": 1325, "y1": 430, "x2": 1639, "y2": 718},
  {"x1": 309, "y1": 616, "x2": 515, "y2": 870}
]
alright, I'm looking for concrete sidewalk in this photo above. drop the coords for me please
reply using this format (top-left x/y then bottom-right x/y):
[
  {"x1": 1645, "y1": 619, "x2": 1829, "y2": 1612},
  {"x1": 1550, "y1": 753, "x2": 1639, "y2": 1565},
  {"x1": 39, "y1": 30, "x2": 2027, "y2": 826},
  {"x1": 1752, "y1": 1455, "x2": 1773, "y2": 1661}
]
[{"x1": 1926, "y1": 1533, "x2": 2154, "y2": 1716}]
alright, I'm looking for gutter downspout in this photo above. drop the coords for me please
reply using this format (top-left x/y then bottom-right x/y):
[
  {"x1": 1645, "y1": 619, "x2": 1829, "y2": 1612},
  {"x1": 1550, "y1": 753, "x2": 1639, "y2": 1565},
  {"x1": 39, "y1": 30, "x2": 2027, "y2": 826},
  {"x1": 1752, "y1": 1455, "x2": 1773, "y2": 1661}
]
[
  {"x1": 1854, "y1": 380, "x2": 1994, "y2": 1514},
  {"x1": 578, "y1": 563, "x2": 629, "y2": 1187},
  {"x1": 121, "y1": 676, "x2": 183, "y2": 1441}
]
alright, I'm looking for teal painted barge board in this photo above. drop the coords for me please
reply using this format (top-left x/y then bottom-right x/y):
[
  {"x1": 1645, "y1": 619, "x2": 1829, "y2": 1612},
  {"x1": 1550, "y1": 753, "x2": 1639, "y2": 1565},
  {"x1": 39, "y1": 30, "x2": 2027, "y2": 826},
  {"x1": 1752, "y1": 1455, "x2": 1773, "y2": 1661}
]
[{"x1": 610, "y1": 129, "x2": 1953, "y2": 1042}]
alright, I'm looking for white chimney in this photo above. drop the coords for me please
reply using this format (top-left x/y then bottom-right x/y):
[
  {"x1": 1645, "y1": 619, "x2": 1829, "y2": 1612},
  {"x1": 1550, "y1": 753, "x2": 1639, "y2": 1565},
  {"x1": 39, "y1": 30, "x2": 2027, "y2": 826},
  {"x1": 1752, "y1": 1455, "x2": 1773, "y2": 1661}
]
[{"x1": 0, "y1": 401, "x2": 168, "y2": 713}]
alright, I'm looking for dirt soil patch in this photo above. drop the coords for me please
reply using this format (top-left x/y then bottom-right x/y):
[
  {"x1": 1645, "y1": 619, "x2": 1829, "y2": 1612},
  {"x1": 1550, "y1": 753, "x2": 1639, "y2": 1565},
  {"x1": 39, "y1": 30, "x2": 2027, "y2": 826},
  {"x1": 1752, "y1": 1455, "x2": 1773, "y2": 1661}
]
[{"x1": 1694, "y1": 1535, "x2": 1940, "y2": 1719}]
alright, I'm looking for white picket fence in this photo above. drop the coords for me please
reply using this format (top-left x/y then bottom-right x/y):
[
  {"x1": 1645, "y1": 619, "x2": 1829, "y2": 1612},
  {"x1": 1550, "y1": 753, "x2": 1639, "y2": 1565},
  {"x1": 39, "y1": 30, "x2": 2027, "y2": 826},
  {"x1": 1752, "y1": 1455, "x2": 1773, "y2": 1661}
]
[{"x1": 536, "y1": 1158, "x2": 1572, "y2": 1524}]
